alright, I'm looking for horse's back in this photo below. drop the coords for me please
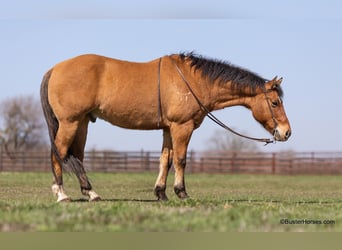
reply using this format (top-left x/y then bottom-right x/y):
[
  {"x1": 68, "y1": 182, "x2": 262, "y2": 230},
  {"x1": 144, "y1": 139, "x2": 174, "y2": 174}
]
[
  {"x1": 47, "y1": 54, "x2": 162, "y2": 129},
  {"x1": 51, "y1": 54, "x2": 158, "y2": 87}
]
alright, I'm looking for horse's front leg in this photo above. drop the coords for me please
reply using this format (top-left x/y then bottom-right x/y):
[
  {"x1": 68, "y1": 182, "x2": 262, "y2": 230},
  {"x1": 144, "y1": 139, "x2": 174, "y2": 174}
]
[
  {"x1": 170, "y1": 122, "x2": 194, "y2": 200},
  {"x1": 154, "y1": 129, "x2": 173, "y2": 201}
]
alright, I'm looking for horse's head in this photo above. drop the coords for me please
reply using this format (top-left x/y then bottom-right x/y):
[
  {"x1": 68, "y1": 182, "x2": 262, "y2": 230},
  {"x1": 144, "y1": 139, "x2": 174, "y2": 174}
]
[{"x1": 250, "y1": 76, "x2": 291, "y2": 142}]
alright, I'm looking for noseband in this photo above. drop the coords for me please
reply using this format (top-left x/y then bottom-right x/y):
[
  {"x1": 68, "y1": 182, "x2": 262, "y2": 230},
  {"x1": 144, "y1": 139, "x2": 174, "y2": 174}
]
[
  {"x1": 162, "y1": 56, "x2": 279, "y2": 145},
  {"x1": 263, "y1": 88, "x2": 279, "y2": 139}
]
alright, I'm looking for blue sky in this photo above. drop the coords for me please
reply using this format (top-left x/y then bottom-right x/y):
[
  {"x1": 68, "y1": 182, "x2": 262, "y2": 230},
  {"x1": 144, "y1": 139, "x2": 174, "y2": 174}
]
[{"x1": 1, "y1": 1, "x2": 341, "y2": 152}]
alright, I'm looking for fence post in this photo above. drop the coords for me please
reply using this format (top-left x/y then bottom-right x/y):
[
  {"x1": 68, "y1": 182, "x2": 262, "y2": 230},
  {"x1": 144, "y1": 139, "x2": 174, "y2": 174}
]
[
  {"x1": 231, "y1": 152, "x2": 237, "y2": 173},
  {"x1": 22, "y1": 150, "x2": 25, "y2": 171},
  {"x1": 44, "y1": 149, "x2": 49, "y2": 172},
  {"x1": 146, "y1": 151, "x2": 150, "y2": 171},
  {"x1": 89, "y1": 150, "x2": 94, "y2": 171},
  {"x1": 188, "y1": 150, "x2": 194, "y2": 174},
  {"x1": 124, "y1": 152, "x2": 128, "y2": 171},
  {"x1": 272, "y1": 153, "x2": 276, "y2": 174},
  {"x1": 200, "y1": 157, "x2": 204, "y2": 173}
]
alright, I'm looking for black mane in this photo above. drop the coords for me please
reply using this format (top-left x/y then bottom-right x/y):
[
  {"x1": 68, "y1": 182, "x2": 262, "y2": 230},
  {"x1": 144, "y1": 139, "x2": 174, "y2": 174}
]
[{"x1": 179, "y1": 52, "x2": 268, "y2": 94}]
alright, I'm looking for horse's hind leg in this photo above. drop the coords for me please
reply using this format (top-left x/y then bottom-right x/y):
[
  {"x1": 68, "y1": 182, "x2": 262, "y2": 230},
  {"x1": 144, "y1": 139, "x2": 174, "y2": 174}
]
[
  {"x1": 51, "y1": 120, "x2": 80, "y2": 202},
  {"x1": 51, "y1": 153, "x2": 70, "y2": 202},
  {"x1": 70, "y1": 117, "x2": 100, "y2": 201},
  {"x1": 154, "y1": 128, "x2": 173, "y2": 201}
]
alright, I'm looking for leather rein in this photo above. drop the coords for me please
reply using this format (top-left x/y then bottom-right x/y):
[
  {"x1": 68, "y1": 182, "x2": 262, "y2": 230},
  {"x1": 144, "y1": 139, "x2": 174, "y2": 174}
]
[{"x1": 157, "y1": 56, "x2": 276, "y2": 145}]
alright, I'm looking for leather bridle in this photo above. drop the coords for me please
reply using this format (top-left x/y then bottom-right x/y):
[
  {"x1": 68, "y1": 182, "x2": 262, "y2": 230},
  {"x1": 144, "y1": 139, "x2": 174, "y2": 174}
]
[{"x1": 157, "y1": 56, "x2": 278, "y2": 145}]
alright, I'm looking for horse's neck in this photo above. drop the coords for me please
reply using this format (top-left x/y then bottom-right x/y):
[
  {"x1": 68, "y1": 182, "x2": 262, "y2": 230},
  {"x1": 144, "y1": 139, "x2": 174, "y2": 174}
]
[
  {"x1": 175, "y1": 59, "x2": 256, "y2": 111},
  {"x1": 210, "y1": 82, "x2": 255, "y2": 111}
]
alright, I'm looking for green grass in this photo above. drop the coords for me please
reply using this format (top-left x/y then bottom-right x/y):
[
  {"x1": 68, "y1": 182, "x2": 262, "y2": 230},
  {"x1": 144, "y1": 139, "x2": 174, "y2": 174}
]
[{"x1": 0, "y1": 172, "x2": 342, "y2": 232}]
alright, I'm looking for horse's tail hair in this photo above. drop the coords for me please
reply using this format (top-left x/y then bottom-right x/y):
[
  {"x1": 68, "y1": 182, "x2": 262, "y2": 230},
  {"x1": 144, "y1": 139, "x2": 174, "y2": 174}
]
[
  {"x1": 40, "y1": 69, "x2": 60, "y2": 162},
  {"x1": 40, "y1": 69, "x2": 85, "y2": 177}
]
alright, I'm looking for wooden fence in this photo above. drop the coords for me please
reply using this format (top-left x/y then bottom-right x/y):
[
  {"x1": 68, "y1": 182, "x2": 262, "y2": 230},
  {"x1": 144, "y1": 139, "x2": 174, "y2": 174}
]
[{"x1": 1, "y1": 149, "x2": 342, "y2": 175}]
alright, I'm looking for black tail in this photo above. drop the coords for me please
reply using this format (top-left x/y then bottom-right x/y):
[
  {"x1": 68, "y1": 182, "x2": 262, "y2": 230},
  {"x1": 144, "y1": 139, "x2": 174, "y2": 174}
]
[
  {"x1": 40, "y1": 69, "x2": 61, "y2": 163},
  {"x1": 40, "y1": 70, "x2": 86, "y2": 178}
]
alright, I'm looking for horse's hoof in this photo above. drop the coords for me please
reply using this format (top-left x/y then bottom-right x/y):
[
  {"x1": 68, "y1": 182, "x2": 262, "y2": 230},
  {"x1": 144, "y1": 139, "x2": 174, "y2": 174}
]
[
  {"x1": 88, "y1": 190, "x2": 101, "y2": 202},
  {"x1": 53, "y1": 184, "x2": 71, "y2": 202},
  {"x1": 89, "y1": 196, "x2": 101, "y2": 202},
  {"x1": 57, "y1": 196, "x2": 71, "y2": 202},
  {"x1": 174, "y1": 186, "x2": 189, "y2": 200},
  {"x1": 178, "y1": 192, "x2": 189, "y2": 200},
  {"x1": 157, "y1": 194, "x2": 169, "y2": 202},
  {"x1": 155, "y1": 187, "x2": 169, "y2": 201}
]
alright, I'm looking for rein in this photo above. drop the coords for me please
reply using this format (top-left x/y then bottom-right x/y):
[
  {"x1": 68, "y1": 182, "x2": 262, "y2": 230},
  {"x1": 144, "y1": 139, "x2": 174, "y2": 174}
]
[
  {"x1": 168, "y1": 56, "x2": 276, "y2": 145},
  {"x1": 157, "y1": 58, "x2": 162, "y2": 127}
]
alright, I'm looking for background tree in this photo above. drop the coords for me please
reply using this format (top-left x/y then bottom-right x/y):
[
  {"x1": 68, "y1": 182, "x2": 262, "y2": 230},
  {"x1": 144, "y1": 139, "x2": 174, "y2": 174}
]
[
  {"x1": 0, "y1": 95, "x2": 47, "y2": 154},
  {"x1": 207, "y1": 129, "x2": 259, "y2": 152}
]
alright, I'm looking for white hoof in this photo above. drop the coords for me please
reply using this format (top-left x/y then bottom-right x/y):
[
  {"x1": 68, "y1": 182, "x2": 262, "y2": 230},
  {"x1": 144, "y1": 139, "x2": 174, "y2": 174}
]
[
  {"x1": 56, "y1": 193, "x2": 71, "y2": 202},
  {"x1": 88, "y1": 190, "x2": 101, "y2": 202},
  {"x1": 52, "y1": 184, "x2": 71, "y2": 202}
]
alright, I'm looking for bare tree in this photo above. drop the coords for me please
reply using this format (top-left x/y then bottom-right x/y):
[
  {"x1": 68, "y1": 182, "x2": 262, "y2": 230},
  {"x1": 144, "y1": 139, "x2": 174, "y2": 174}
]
[
  {"x1": 207, "y1": 129, "x2": 259, "y2": 152},
  {"x1": 0, "y1": 95, "x2": 47, "y2": 154}
]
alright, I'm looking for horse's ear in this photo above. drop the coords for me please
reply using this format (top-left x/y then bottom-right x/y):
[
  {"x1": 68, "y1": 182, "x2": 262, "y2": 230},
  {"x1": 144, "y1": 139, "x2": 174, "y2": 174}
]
[
  {"x1": 276, "y1": 77, "x2": 283, "y2": 85},
  {"x1": 266, "y1": 76, "x2": 283, "y2": 90}
]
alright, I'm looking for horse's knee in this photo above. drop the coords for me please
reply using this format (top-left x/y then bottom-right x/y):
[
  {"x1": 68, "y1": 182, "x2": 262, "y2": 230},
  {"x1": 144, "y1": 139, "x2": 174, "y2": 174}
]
[{"x1": 175, "y1": 157, "x2": 186, "y2": 168}]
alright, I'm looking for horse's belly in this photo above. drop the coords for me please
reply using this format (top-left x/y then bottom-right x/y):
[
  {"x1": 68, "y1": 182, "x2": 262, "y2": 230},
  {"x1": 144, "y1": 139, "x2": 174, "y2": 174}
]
[{"x1": 91, "y1": 109, "x2": 161, "y2": 130}]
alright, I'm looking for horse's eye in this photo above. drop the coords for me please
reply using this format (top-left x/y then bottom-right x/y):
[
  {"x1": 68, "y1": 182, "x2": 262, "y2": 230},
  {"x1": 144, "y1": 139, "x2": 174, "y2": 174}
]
[{"x1": 271, "y1": 100, "x2": 279, "y2": 108}]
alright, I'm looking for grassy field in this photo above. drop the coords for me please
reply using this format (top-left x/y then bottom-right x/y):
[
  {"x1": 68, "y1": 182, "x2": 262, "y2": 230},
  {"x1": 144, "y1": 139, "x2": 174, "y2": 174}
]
[{"x1": 0, "y1": 172, "x2": 341, "y2": 232}]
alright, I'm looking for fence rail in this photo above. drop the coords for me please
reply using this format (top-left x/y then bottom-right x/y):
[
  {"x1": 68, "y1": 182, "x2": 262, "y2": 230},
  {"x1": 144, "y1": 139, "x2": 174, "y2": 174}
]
[{"x1": 1, "y1": 149, "x2": 342, "y2": 175}]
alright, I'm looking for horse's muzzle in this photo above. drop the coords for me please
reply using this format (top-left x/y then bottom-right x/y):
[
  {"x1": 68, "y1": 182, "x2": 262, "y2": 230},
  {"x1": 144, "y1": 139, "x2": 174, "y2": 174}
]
[{"x1": 273, "y1": 127, "x2": 291, "y2": 141}]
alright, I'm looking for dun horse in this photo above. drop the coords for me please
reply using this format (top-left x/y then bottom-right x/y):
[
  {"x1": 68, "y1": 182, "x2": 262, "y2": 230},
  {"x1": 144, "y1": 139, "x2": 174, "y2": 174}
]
[{"x1": 40, "y1": 52, "x2": 291, "y2": 202}]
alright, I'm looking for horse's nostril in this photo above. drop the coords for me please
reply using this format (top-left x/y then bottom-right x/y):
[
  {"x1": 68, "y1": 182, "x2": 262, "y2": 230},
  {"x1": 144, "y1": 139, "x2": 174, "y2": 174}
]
[
  {"x1": 272, "y1": 129, "x2": 277, "y2": 136},
  {"x1": 285, "y1": 130, "x2": 291, "y2": 139}
]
